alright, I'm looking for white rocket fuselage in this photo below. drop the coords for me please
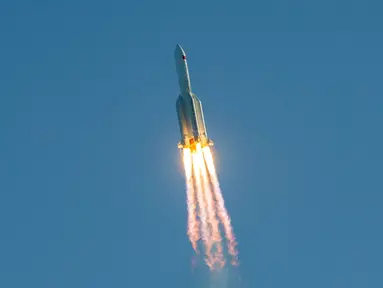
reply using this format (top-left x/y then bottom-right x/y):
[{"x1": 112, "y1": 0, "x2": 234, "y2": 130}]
[{"x1": 175, "y1": 44, "x2": 213, "y2": 151}]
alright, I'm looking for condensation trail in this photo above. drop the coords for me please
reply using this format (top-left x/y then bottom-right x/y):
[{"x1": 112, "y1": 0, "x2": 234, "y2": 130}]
[
  {"x1": 203, "y1": 147, "x2": 239, "y2": 266},
  {"x1": 183, "y1": 148, "x2": 199, "y2": 253},
  {"x1": 192, "y1": 147, "x2": 213, "y2": 268}
]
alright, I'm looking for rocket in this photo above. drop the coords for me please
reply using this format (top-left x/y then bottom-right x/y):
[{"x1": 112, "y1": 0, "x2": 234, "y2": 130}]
[{"x1": 175, "y1": 44, "x2": 214, "y2": 152}]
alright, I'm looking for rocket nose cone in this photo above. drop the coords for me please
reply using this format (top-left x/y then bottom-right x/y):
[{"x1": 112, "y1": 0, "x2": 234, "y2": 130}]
[{"x1": 174, "y1": 44, "x2": 186, "y2": 58}]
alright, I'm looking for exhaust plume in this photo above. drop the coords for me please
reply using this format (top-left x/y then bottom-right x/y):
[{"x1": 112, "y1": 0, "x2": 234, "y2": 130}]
[{"x1": 182, "y1": 145, "x2": 238, "y2": 270}]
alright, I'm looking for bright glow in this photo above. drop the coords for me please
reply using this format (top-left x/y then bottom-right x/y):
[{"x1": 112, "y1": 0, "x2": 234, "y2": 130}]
[{"x1": 183, "y1": 148, "x2": 192, "y2": 179}]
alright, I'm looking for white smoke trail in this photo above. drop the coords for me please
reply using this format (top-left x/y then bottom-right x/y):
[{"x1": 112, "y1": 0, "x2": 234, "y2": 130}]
[
  {"x1": 193, "y1": 148, "x2": 214, "y2": 268},
  {"x1": 203, "y1": 147, "x2": 239, "y2": 266},
  {"x1": 183, "y1": 148, "x2": 199, "y2": 252},
  {"x1": 182, "y1": 145, "x2": 239, "y2": 270},
  {"x1": 200, "y1": 157, "x2": 225, "y2": 269}
]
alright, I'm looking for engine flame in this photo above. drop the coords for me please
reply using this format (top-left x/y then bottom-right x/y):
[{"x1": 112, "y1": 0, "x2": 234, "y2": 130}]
[{"x1": 182, "y1": 145, "x2": 238, "y2": 270}]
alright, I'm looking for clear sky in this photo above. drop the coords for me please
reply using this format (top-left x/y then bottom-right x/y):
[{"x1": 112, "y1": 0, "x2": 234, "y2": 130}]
[{"x1": 1, "y1": 1, "x2": 382, "y2": 287}]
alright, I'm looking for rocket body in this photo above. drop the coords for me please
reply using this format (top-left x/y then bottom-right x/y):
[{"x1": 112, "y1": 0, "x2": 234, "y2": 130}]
[{"x1": 175, "y1": 44, "x2": 213, "y2": 151}]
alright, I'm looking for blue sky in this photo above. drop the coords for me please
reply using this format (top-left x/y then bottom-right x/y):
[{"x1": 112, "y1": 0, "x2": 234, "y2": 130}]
[{"x1": 1, "y1": 1, "x2": 382, "y2": 287}]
